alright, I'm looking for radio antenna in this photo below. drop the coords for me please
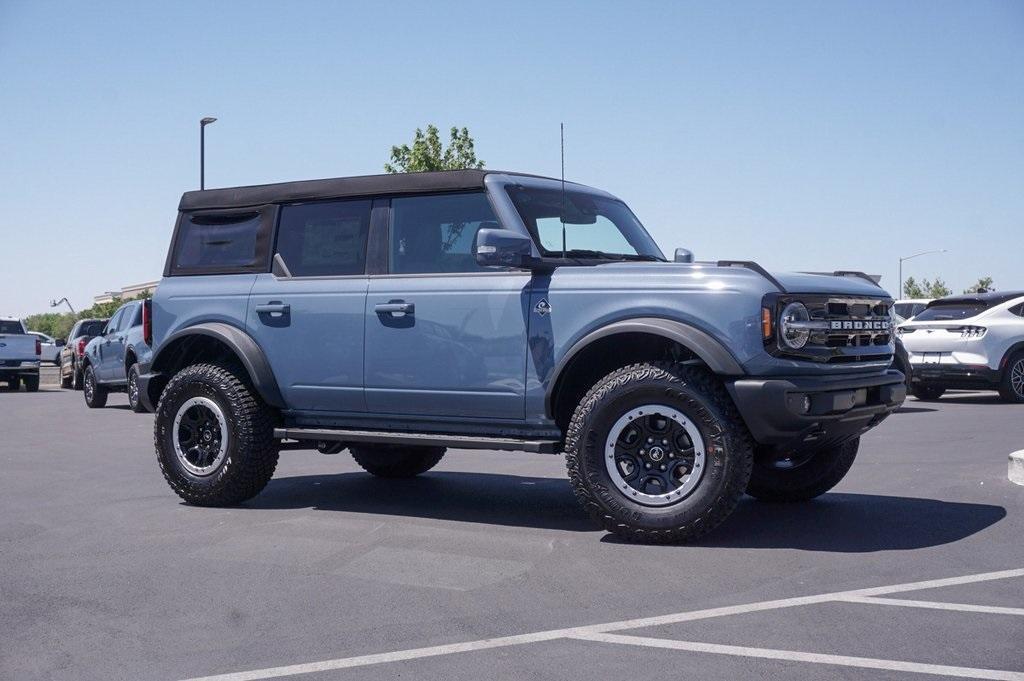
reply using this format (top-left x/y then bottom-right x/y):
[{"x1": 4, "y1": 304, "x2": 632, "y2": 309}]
[{"x1": 560, "y1": 122, "x2": 566, "y2": 259}]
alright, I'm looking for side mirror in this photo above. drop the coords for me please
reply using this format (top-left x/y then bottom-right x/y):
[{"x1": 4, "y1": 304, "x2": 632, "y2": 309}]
[
  {"x1": 674, "y1": 248, "x2": 694, "y2": 263},
  {"x1": 475, "y1": 228, "x2": 534, "y2": 269},
  {"x1": 56, "y1": 339, "x2": 65, "y2": 346}
]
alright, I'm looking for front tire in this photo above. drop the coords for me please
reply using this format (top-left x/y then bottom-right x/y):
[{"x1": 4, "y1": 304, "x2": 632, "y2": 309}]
[
  {"x1": 746, "y1": 437, "x2": 859, "y2": 502},
  {"x1": 83, "y1": 365, "x2": 108, "y2": 408},
  {"x1": 351, "y1": 445, "x2": 446, "y2": 478},
  {"x1": 127, "y1": 364, "x2": 146, "y2": 413},
  {"x1": 565, "y1": 362, "x2": 753, "y2": 544},
  {"x1": 998, "y1": 352, "x2": 1024, "y2": 404},
  {"x1": 155, "y1": 363, "x2": 279, "y2": 506},
  {"x1": 911, "y1": 385, "x2": 945, "y2": 401}
]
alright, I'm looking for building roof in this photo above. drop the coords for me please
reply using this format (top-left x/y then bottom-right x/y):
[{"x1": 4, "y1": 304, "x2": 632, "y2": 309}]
[{"x1": 179, "y1": 169, "x2": 560, "y2": 211}]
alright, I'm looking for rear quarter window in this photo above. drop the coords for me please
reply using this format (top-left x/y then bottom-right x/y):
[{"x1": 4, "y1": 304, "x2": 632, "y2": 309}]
[{"x1": 168, "y1": 209, "x2": 273, "y2": 276}]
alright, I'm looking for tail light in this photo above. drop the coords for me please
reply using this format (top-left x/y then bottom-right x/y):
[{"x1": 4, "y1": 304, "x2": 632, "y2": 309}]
[
  {"x1": 35, "y1": 338, "x2": 41, "y2": 356},
  {"x1": 142, "y1": 299, "x2": 152, "y2": 346},
  {"x1": 956, "y1": 325, "x2": 987, "y2": 339},
  {"x1": 77, "y1": 338, "x2": 88, "y2": 356}
]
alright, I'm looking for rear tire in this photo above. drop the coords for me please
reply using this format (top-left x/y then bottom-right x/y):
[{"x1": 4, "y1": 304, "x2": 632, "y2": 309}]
[
  {"x1": 998, "y1": 353, "x2": 1024, "y2": 404},
  {"x1": 746, "y1": 437, "x2": 859, "y2": 502},
  {"x1": 155, "y1": 363, "x2": 279, "y2": 506},
  {"x1": 60, "y1": 364, "x2": 72, "y2": 389},
  {"x1": 7, "y1": 377, "x2": 21, "y2": 391},
  {"x1": 83, "y1": 365, "x2": 108, "y2": 408},
  {"x1": 72, "y1": 363, "x2": 83, "y2": 390},
  {"x1": 350, "y1": 445, "x2": 446, "y2": 478},
  {"x1": 911, "y1": 385, "x2": 945, "y2": 401},
  {"x1": 23, "y1": 375, "x2": 39, "y2": 392},
  {"x1": 127, "y1": 364, "x2": 146, "y2": 413},
  {"x1": 564, "y1": 362, "x2": 753, "y2": 544}
]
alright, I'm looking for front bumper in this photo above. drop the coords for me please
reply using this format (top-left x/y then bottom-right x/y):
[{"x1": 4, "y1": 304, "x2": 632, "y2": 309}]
[{"x1": 727, "y1": 370, "x2": 906, "y2": 450}]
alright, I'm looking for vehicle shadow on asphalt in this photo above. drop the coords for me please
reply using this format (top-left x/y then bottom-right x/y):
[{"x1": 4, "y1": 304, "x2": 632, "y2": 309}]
[
  {"x1": 250, "y1": 474, "x2": 1005, "y2": 547},
  {"x1": 251, "y1": 472, "x2": 598, "y2": 532},
  {"x1": 691, "y1": 493, "x2": 1007, "y2": 552}
]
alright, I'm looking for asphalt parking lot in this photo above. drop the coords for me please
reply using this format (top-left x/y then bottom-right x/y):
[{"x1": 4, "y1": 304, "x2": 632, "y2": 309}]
[{"x1": 2, "y1": 386, "x2": 1022, "y2": 681}]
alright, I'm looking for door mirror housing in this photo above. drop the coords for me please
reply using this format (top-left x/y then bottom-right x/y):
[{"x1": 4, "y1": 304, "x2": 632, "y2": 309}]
[
  {"x1": 475, "y1": 228, "x2": 535, "y2": 269},
  {"x1": 674, "y1": 248, "x2": 694, "y2": 263},
  {"x1": 56, "y1": 338, "x2": 65, "y2": 346}
]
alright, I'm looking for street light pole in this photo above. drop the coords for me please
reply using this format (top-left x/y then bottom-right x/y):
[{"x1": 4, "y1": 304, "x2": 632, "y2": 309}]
[
  {"x1": 200, "y1": 117, "x2": 217, "y2": 190},
  {"x1": 50, "y1": 297, "x2": 75, "y2": 314},
  {"x1": 898, "y1": 249, "x2": 947, "y2": 298}
]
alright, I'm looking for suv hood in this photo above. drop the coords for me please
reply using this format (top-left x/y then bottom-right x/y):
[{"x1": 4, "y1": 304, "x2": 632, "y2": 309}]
[{"x1": 770, "y1": 271, "x2": 887, "y2": 297}]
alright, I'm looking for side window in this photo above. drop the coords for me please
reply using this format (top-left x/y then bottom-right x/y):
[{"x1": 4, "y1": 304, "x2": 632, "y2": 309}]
[
  {"x1": 105, "y1": 309, "x2": 124, "y2": 334},
  {"x1": 389, "y1": 192, "x2": 499, "y2": 274},
  {"x1": 126, "y1": 304, "x2": 143, "y2": 328},
  {"x1": 275, "y1": 199, "x2": 371, "y2": 277},
  {"x1": 170, "y1": 211, "x2": 270, "y2": 275}
]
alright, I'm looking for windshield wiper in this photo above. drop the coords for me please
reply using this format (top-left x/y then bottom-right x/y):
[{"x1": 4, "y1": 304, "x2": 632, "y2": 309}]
[{"x1": 560, "y1": 249, "x2": 664, "y2": 262}]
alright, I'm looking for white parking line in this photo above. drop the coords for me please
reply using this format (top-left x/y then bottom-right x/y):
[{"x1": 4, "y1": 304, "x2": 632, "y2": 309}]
[
  {"x1": 569, "y1": 632, "x2": 1024, "y2": 681},
  {"x1": 178, "y1": 567, "x2": 1024, "y2": 681},
  {"x1": 842, "y1": 596, "x2": 1024, "y2": 617}
]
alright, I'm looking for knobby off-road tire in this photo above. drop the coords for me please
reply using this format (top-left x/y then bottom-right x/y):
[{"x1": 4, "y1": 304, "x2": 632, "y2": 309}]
[
  {"x1": 998, "y1": 352, "x2": 1024, "y2": 404},
  {"x1": 83, "y1": 365, "x2": 108, "y2": 408},
  {"x1": 351, "y1": 445, "x2": 446, "y2": 478},
  {"x1": 911, "y1": 385, "x2": 945, "y2": 401},
  {"x1": 23, "y1": 374, "x2": 40, "y2": 392},
  {"x1": 127, "y1": 364, "x2": 146, "y2": 413},
  {"x1": 565, "y1": 362, "x2": 754, "y2": 544},
  {"x1": 746, "y1": 437, "x2": 859, "y2": 502},
  {"x1": 155, "y1": 363, "x2": 279, "y2": 506}
]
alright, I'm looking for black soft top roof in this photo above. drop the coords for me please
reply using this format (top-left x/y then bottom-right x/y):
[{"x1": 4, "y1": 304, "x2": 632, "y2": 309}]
[
  {"x1": 927, "y1": 291, "x2": 1024, "y2": 307},
  {"x1": 179, "y1": 170, "x2": 558, "y2": 211}
]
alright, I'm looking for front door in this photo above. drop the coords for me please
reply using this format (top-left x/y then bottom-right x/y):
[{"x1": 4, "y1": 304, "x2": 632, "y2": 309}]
[
  {"x1": 246, "y1": 198, "x2": 374, "y2": 413},
  {"x1": 364, "y1": 192, "x2": 531, "y2": 420}
]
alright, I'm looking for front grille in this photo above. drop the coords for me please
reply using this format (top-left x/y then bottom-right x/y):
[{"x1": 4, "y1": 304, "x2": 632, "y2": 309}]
[{"x1": 767, "y1": 294, "x2": 894, "y2": 364}]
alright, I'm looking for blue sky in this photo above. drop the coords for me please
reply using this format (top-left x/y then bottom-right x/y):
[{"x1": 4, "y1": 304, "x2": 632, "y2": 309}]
[{"x1": 1, "y1": 0, "x2": 1021, "y2": 318}]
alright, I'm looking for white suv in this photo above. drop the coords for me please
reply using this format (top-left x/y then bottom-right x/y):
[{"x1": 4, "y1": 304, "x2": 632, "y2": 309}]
[{"x1": 896, "y1": 291, "x2": 1024, "y2": 403}]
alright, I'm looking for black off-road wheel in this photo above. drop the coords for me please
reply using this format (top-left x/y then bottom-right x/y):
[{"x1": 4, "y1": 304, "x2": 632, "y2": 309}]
[
  {"x1": 746, "y1": 437, "x2": 859, "y2": 502},
  {"x1": 565, "y1": 362, "x2": 754, "y2": 544},
  {"x1": 155, "y1": 363, "x2": 279, "y2": 506},
  {"x1": 998, "y1": 352, "x2": 1024, "y2": 404},
  {"x1": 351, "y1": 445, "x2": 446, "y2": 478},
  {"x1": 127, "y1": 364, "x2": 146, "y2": 413},
  {"x1": 911, "y1": 385, "x2": 945, "y2": 401},
  {"x1": 23, "y1": 375, "x2": 40, "y2": 392},
  {"x1": 83, "y1": 365, "x2": 108, "y2": 408}
]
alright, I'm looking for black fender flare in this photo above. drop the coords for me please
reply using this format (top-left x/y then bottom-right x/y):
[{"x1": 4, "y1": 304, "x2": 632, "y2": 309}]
[
  {"x1": 545, "y1": 317, "x2": 745, "y2": 416},
  {"x1": 151, "y1": 322, "x2": 285, "y2": 408}
]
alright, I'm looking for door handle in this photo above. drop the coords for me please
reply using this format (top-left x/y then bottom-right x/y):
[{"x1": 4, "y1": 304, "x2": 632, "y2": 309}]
[
  {"x1": 255, "y1": 303, "x2": 290, "y2": 315},
  {"x1": 374, "y1": 302, "x2": 414, "y2": 315}
]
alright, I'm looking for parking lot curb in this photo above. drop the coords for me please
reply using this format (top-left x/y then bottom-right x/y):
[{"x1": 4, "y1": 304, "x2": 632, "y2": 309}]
[{"x1": 1010, "y1": 450, "x2": 1024, "y2": 487}]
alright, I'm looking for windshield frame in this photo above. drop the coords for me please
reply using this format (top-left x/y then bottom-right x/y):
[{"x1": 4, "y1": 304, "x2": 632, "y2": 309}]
[{"x1": 500, "y1": 181, "x2": 665, "y2": 262}]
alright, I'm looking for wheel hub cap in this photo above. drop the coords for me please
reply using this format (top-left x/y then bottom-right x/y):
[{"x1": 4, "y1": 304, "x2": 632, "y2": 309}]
[
  {"x1": 172, "y1": 396, "x2": 228, "y2": 476},
  {"x1": 605, "y1": 405, "x2": 706, "y2": 507}
]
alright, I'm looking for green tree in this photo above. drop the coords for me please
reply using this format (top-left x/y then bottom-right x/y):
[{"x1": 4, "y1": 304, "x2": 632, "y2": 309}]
[
  {"x1": 23, "y1": 290, "x2": 153, "y2": 341},
  {"x1": 902, "y1": 276, "x2": 923, "y2": 298},
  {"x1": 963, "y1": 277, "x2": 994, "y2": 294},
  {"x1": 384, "y1": 125, "x2": 484, "y2": 173}
]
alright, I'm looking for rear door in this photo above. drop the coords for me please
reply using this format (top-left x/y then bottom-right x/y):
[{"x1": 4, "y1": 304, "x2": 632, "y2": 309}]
[
  {"x1": 246, "y1": 197, "x2": 375, "y2": 413},
  {"x1": 364, "y1": 192, "x2": 531, "y2": 420}
]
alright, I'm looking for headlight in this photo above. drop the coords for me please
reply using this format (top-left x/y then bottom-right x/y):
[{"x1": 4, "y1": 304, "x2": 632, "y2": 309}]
[{"x1": 780, "y1": 302, "x2": 811, "y2": 349}]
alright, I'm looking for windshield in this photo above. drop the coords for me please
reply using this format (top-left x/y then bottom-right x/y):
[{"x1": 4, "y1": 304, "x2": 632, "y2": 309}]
[
  {"x1": 914, "y1": 302, "x2": 988, "y2": 321},
  {"x1": 506, "y1": 185, "x2": 664, "y2": 261},
  {"x1": 77, "y1": 321, "x2": 107, "y2": 338},
  {"x1": 0, "y1": 320, "x2": 25, "y2": 334}
]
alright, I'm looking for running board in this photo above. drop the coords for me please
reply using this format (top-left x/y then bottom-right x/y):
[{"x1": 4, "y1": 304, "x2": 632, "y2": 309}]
[{"x1": 274, "y1": 427, "x2": 562, "y2": 454}]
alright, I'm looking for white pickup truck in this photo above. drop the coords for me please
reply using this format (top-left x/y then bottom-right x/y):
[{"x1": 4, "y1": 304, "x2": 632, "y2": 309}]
[{"x1": 0, "y1": 318, "x2": 41, "y2": 392}]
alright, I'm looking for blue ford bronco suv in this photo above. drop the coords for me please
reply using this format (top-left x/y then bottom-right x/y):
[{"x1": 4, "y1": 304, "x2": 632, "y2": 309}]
[{"x1": 140, "y1": 170, "x2": 905, "y2": 543}]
